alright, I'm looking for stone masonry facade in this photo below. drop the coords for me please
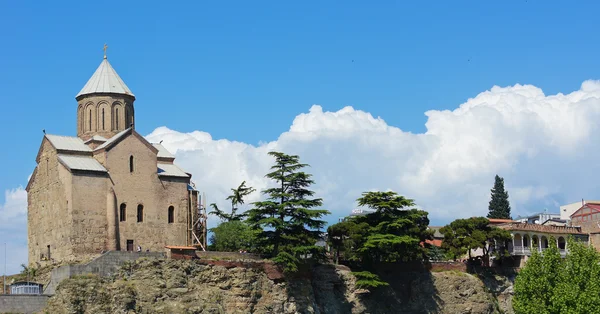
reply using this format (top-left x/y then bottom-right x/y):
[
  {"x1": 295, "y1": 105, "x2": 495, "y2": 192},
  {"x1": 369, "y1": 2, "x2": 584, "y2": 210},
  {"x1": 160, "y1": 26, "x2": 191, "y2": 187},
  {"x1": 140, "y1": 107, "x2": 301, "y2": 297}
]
[{"x1": 26, "y1": 55, "x2": 201, "y2": 266}]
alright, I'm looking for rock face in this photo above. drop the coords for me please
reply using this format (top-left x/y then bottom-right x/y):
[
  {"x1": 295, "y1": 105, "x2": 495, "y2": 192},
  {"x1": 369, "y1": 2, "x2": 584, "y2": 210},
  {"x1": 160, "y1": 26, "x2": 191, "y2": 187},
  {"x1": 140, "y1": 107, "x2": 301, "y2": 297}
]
[{"x1": 43, "y1": 259, "x2": 509, "y2": 314}]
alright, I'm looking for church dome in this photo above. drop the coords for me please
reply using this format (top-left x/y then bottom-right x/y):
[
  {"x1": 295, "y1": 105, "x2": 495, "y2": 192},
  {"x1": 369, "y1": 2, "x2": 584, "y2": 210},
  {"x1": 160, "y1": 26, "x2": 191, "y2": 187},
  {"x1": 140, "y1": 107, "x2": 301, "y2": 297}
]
[{"x1": 76, "y1": 58, "x2": 134, "y2": 99}]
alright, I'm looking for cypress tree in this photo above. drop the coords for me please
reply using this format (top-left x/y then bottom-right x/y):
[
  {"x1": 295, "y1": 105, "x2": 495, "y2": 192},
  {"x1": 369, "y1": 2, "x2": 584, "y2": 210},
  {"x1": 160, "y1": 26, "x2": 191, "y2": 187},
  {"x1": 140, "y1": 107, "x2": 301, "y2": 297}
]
[
  {"x1": 487, "y1": 175, "x2": 511, "y2": 219},
  {"x1": 246, "y1": 151, "x2": 330, "y2": 272}
]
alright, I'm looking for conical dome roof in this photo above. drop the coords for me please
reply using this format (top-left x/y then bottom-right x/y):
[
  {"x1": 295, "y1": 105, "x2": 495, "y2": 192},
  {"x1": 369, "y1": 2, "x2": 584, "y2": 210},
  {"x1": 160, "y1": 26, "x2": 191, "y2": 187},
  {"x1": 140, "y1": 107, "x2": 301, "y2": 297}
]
[{"x1": 76, "y1": 58, "x2": 134, "y2": 99}]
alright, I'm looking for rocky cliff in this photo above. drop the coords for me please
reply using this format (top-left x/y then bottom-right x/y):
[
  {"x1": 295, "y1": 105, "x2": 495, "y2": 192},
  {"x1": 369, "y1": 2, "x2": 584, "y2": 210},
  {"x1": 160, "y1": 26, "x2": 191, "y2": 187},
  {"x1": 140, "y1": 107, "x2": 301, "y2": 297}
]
[{"x1": 42, "y1": 258, "x2": 513, "y2": 314}]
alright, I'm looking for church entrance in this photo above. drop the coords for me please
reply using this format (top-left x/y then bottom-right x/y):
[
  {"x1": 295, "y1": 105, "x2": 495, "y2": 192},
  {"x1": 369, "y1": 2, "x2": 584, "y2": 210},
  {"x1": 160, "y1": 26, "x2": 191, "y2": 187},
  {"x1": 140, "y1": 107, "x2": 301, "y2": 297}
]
[{"x1": 126, "y1": 240, "x2": 134, "y2": 251}]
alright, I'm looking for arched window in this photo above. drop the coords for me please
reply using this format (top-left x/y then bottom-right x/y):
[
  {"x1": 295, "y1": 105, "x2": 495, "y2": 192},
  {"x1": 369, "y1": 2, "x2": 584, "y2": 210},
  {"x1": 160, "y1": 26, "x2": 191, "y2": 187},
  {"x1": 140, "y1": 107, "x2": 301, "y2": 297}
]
[
  {"x1": 168, "y1": 206, "x2": 174, "y2": 223},
  {"x1": 89, "y1": 109, "x2": 92, "y2": 131},
  {"x1": 126, "y1": 108, "x2": 129, "y2": 127},
  {"x1": 116, "y1": 108, "x2": 119, "y2": 129},
  {"x1": 137, "y1": 204, "x2": 143, "y2": 223},
  {"x1": 119, "y1": 203, "x2": 126, "y2": 222},
  {"x1": 102, "y1": 108, "x2": 105, "y2": 130},
  {"x1": 129, "y1": 155, "x2": 134, "y2": 173}
]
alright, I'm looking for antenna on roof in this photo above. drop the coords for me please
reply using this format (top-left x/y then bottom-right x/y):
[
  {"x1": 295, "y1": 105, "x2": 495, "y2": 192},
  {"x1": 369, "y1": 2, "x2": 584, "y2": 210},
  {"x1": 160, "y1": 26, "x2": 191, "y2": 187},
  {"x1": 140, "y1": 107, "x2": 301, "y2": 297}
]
[{"x1": 159, "y1": 140, "x2": 163, "y2": 144}]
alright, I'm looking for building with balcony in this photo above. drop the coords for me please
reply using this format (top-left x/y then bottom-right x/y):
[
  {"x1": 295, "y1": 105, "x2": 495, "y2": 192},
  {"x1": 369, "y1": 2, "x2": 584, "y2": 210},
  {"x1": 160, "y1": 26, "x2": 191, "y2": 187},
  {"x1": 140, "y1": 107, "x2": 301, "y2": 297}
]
[{"x1": 497, "y1": 222, "x2": 588, "y2": 266}]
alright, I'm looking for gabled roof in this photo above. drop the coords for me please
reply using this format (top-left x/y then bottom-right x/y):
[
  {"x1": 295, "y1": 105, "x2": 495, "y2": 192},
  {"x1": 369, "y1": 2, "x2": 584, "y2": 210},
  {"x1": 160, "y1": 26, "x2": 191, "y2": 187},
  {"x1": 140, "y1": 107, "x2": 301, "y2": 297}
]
[
  {"x1": 570, "y1": 203, "x2": 600, "y2": 219},
  {"x1": 58, "y1": 155, "x2": 107, "y2": 173},
  {"x1": 76, "y1": 58, "x2": 134, "y2": 98},
  {"x1": 94, "y1": 128, "x2": 159, "y2": 155},
  {"x1": 84, "y1": 135, "x2": 107, "y2": 144},
  {"x1": 95, "y1": 128, "x2": 131, "y2": 151},
  {"x1": 45, "y1": 135, "x2": 92, "y2": 152},
  {"x1": 158, "y1": 163, "x2": 190, "y2": 178},
  {"x1": 153, "y1": 143, "x2": 175, "y2": 160}
]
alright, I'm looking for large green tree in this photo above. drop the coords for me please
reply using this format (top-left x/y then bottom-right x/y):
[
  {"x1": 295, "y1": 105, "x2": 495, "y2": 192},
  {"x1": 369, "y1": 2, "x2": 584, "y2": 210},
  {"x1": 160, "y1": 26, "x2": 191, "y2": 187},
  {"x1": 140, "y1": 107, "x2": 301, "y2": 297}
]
[
  {"x1": 210, "y1": 181, "x2": 256, "y2": 222},
  {"x1": 327, "y1": 191, "x2": 432, "y2": 265},
  {"x1": 246, "y1": 152, "x2": 330, "y2": 272},
  {"x1": 513, "y1": 238, "x2": 600, "y2": 314},
  {"x1": 440, "y1": 217, "x2": 511, "y2": 262},
  {"x1": 487, "y1": 175, "x2": 511, "y2": 219},
  {"x1": 209, "y1": 220, "x2": 256, "y2": 252}
]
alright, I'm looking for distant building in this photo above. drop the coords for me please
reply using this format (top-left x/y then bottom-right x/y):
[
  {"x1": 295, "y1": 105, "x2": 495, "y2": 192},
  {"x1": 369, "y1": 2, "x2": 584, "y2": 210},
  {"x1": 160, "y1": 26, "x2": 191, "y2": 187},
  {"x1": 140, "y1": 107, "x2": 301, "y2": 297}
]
[
  {"x1": 496, "y1": 223, "x2": 589, "y2": 267},
  {"x1": 10, "y1": 282, "x2": 44, "y2": 295},
  {"x1": 515, "y1": 212, "x2": 560, "y2": 225},
  {"x1": 426, "y1": 226, "x2": 443, "y2": 247},
  {"x1": 560, "y1": 200, "x2": 600, "y2": 221}
]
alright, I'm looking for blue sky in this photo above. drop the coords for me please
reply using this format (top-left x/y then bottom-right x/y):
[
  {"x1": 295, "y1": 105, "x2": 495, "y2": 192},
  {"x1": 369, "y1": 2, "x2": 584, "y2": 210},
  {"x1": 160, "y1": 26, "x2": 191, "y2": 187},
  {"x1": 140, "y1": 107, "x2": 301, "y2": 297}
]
[
  {"x1": 4, "y1": 1, "x2": 600, "y2": 272},
  {"x1": 2, "y1": 1, "x2": 600, "y2": 196}
]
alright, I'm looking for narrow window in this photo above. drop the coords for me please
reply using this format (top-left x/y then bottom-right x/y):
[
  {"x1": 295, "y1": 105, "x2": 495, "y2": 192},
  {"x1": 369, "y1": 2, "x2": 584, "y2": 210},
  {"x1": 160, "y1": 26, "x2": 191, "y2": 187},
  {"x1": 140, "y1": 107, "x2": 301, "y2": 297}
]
[
  {"x1": 137, "y1": 204, "x2": 143, "y2": 222},
  {"x1": 116, "y1": 108, "x2": 119, "y2": 129},
  {"x1": 129, "y1": 155, "x2": 134, "y2": 173},
  {"x1": 126, "y1": 108, "x2": 129, "y2": 127},
  {"x1": 168, "y1": 206, "x2": 174, "y2": 223},
  {"x1": 89, "y1": 109, "x2": 92, "y2": 130},
  {"x1": 120, "y1": 203, "x2": 126, "y2": 222},
  {"x1": 102, "y1": 108, "x2": 105, "y2": 130}
]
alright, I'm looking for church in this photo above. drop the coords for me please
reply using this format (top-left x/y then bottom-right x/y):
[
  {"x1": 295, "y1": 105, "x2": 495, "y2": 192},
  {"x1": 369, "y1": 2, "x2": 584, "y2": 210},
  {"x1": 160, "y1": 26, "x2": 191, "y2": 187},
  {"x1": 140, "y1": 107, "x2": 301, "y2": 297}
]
[{"x1": 26, "y1": 50, "x2": 205, "y2": 265}]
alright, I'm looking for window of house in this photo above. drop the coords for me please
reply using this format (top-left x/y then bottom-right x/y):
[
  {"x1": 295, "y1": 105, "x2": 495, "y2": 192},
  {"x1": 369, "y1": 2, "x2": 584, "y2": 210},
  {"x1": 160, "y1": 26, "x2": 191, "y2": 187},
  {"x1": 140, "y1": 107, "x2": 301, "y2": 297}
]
[
  {"x1": 120, "y1": 203, "x2": 126, "y2": 222},
  {"x1": 137, "y1": 204, "x2": 143, "y2": 222},
  {"x1": 116, "y1": 108, "x2": 119, "y2": 129},
  {"x1": 89, "y1": 109, "x2": 92, "y2": 131},
  {"x1": 129, "y1": 156, "x2": 134, "y2": 173},
  {"x1": 102, "y1": 108, "x2": 105, "y2": 130},
  {"x1": 168, "y1": 206, "x2": 174, "y2": 223}
]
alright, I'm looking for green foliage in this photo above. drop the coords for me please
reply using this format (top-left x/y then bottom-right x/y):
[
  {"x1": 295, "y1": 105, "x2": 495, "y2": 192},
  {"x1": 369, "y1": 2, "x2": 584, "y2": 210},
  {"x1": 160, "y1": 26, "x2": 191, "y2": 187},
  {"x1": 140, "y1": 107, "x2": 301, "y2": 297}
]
[
  {"x1": 427, "y1": 245, "x2": 448, "y2": 261},
  {"x1": 209, "y1": 181, "x2": 256, "y2": 222},
  {"x1": 440, "y1": 217, "x2": 511, "y2": 261},
  {"x1": 514, "y1": 238, "x2": 600, "y2": 314},
  {"x1": 246, "y1": 152, "x2": 330, "y2": 272},
  {"x1": 209, "y1": 220, "x2": 256, "y2": 252},
  {"x1": 487, "y1": 175, "x2": 511, "y2": 219},
  {"x1": 351, "y1": 271, "x2": 389, "y2": 290},
  {"x1": 327, "y1": 191, "x2": 432, "y2": 266}
]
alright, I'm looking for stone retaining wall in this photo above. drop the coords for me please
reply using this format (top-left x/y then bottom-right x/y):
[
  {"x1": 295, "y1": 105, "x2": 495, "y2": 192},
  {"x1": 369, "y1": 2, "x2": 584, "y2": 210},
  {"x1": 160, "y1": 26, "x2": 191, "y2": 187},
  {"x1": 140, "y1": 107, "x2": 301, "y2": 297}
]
[
  {"x1": 44, "y1": 251, "x2": 164, "y2": 295},
  {"x1": 0, "y1": 295, "x2": 50, "y2": 314},
  {"x1": 195, "y1": 251, "x2": 262, "y2": 260}
]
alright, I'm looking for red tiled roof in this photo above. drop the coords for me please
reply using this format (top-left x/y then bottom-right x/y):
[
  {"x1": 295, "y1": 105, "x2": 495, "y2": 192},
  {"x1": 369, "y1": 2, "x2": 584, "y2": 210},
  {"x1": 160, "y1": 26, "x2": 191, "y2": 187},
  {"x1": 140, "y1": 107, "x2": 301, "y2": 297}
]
[
  {"x1": 425, "y1": 239, "x2": 443, "y2": 247},
  {"x1": 498, "y1": 222, "x2": 584, "y2": 235},
  {"x1": 488, "y1": 218, "x2": 514, "y2": 224}
]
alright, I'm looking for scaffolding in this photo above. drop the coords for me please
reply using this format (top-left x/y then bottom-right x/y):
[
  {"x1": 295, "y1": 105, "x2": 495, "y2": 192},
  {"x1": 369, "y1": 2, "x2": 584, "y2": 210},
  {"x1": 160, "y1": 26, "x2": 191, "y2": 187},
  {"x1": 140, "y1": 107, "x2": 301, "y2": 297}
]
[{"x1": 188, "y1": 182, "x2": 207, "y2": 251}]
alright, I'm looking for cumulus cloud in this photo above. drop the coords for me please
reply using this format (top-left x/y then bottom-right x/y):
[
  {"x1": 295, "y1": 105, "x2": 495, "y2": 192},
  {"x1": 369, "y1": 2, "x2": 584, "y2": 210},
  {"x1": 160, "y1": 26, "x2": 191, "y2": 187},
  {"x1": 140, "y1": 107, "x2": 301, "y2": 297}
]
[
  {"x1": 146, "y1": 80, "x2": 600, "y2": 229},
  {"x1": 0, "y1": 187, "x2": 28, "y2": 274}
]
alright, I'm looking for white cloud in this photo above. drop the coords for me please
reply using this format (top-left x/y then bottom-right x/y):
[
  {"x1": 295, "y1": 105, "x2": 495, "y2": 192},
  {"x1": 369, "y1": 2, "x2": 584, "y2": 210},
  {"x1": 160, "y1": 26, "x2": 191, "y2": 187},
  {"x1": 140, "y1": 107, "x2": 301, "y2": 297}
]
[
  {"x1": 6, "y1": 80, "x2": 600, "y2": 273},
  {"x1": 0, "y1": 187, "x2": 28, "y2": 274},
  {"x1": 146, "y1": 80, "x2": 600, "y2": 228}
]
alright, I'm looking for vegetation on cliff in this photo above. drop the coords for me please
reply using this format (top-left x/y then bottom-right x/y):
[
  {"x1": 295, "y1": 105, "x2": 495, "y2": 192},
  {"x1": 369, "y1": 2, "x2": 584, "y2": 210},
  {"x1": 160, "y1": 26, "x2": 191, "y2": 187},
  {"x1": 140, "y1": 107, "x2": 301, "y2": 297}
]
[
  {"x1": 513, "y1": 238, "x2": 600, "y2": 314},
  {"x1": 246, "y1": 151, "x2": 330, "y2": 272}
]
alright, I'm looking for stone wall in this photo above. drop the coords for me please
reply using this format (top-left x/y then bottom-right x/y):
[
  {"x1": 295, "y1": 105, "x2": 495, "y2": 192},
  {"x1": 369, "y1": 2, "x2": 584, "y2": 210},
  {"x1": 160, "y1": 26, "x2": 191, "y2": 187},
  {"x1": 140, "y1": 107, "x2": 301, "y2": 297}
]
[
  {"x1": 101, "y1": 133, "x2": 193, "y2": 252},
  {"x1": 28, "y1": 139, "x2": 74, "y2": 266},
  {"x1": 195, "y1": 251, "x2": 263, "y2": 260},
  {"x1": 0, "y1": 295, "x2": 50, "y2": 314},
  {"x1": 44, "y1": 251, "x2": 164, "y2": 295}
]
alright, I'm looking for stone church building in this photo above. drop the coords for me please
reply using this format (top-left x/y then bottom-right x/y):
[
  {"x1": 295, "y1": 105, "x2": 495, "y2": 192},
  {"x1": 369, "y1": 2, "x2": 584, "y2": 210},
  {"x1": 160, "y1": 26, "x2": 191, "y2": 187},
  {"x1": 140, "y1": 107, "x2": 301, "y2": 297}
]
[{"x1": 26, "y1": 53, "x2": 202, "y2": 265}]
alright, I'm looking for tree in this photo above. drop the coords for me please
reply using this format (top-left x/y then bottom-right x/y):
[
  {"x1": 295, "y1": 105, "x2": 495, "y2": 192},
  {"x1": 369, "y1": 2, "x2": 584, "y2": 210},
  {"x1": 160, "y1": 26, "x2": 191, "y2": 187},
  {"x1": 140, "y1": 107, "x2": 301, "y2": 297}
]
[
  {"x1": 513, "y1": 237, "x2": 600, "y2": 314},
  {"x1": 210, "y1": 181, "x2": 256, "y2": 222},
  {"x1": 440, "y1": 217, "x2": 511, "y2": 262},
  {"x1": 326, "y1": 191, "x2": 433, "y2": 291},
  {"x1": 327, "y1": 192, "x2": 432, "y2": 265},
  {"x1": 209, "y1": 220, "x2": 256, "y2": 252},
  {"x1": 487, "y1": 175, "x2": 511, "y2": 219},
  {"x1": 246, "y1": 152, "x2": 330, "y2": 272}
]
